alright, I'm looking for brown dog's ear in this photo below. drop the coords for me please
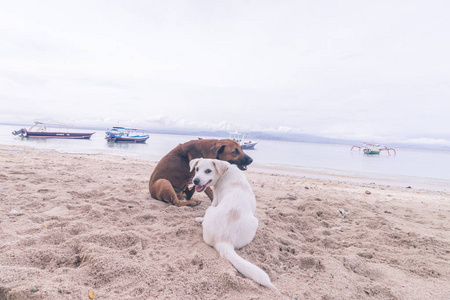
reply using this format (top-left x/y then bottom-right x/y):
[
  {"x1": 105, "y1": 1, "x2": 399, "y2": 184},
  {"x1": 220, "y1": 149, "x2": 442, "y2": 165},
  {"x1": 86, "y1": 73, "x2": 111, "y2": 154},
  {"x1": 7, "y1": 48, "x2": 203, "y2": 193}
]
[
  {"x1": 210, "y1": 143, "x2": 226, "y2": 158},
  {"x1": 189, "y1": 158, "x2": 202, "y2": 172},
  {"x1": 213, "y1": 160, "x2": 229, "y2": 176}
]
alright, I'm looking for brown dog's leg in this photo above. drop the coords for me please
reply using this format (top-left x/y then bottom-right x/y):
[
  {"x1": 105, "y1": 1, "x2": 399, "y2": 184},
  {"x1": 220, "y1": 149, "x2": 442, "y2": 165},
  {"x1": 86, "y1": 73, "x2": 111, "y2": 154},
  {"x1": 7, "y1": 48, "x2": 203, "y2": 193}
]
[
  {"x1": 204, "y1": 187, "x2": 214, "y2": 201},
  {"x1": 151, "y1": 179, "x2": 201, "y2": 207}
]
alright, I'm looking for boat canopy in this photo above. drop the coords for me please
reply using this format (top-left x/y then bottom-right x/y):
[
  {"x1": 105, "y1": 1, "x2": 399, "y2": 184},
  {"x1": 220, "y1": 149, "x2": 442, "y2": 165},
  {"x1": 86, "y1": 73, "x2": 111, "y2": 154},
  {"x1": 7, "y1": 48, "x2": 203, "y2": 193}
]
[{"x1": 111, "y1": 127, "x2": 145, "y2": 131}]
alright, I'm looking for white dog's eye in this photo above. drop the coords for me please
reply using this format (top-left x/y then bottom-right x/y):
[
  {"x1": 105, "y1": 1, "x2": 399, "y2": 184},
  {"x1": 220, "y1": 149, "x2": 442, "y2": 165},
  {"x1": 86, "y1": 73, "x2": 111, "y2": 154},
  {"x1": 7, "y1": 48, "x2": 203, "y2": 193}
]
[
  {"x1": 205, "y1": 169, "x2": 212, "y2": 174},
  {"x1": 196, "y1": 167, "x2": 199, "y2": 172}
]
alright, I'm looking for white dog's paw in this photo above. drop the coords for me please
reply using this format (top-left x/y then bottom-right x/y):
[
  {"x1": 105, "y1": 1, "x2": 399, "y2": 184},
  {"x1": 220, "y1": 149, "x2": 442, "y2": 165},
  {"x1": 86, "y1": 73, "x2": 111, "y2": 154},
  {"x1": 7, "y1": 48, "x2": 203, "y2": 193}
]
[{"x1": 195, "y1": 217, "x2": 204, "y2": 223}]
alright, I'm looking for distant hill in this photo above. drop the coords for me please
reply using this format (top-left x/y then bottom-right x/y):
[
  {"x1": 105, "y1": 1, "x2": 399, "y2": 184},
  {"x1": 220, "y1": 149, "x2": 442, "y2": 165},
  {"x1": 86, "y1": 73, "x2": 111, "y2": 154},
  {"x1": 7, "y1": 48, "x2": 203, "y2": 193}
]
[
  {"x1": 144, "y1": 128, "x2": 358, "y2": 145},
  {"x1": 143, "y1": 128, "x2": 450, "y2": 150},
  {"x1": 3, "y1": 122, "x2": 448, "y2": 150}
]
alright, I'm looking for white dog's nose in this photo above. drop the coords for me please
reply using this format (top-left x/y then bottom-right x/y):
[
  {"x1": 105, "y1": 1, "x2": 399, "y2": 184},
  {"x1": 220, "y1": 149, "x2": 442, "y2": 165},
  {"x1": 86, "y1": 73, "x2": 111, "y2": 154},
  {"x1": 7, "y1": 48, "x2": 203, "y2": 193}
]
[{"x1": 193, "y1": 178, "x2": 200, "y2": 185}]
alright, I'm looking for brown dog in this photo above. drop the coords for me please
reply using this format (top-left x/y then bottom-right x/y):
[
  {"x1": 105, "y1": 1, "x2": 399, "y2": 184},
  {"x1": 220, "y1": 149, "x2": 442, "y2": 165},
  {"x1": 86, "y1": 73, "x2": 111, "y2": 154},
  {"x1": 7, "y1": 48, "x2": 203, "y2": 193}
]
[{"x1": 149, "y1": 139, "x2": 253, "y2": 206}]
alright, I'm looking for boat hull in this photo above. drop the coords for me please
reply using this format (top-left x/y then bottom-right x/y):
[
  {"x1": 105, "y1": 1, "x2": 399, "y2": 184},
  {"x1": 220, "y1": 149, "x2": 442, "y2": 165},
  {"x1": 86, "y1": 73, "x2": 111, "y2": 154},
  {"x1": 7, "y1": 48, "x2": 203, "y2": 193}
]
[
  {"x1": 363, "y1": 149, "x2": 381, "y2": 155},
  {"x1": 24, "y1": 131, "x2": 94, "y2": 139},
  {"x1": 106, "y1": 136, "x2": 149, "y2": 143},
  {"x1": 241, "y1": 142, "x2": 257, "y2": 150}
]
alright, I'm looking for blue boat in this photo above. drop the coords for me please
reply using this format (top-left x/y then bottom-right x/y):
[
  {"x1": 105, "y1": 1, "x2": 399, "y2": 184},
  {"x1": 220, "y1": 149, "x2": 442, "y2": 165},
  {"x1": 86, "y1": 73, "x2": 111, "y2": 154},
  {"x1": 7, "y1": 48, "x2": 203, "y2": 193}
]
[{"x1": 105, "y1": 127, "x2": 149, "y2": 143}]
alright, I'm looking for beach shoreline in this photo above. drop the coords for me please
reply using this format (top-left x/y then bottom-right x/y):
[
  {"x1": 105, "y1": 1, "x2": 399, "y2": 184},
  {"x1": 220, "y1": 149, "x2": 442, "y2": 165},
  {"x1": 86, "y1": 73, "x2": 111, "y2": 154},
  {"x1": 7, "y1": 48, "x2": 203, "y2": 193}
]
[
  {"x1": 1, "y1": 144, "x2": 450, "y2": 299},
  {"x1": 2, "y1": 143, "x2": 447, "y2": 193},
  {"x1": 250, "y1": 163, "x2": 450, "y2": 193}
]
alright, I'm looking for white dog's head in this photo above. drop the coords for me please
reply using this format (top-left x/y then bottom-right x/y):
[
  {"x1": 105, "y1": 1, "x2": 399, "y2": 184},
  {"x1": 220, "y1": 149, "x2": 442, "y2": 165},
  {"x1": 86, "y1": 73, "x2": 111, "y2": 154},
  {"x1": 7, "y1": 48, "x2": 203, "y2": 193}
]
[{"x1": 190, "y1": 158, "x2": 229, "y2": 192}]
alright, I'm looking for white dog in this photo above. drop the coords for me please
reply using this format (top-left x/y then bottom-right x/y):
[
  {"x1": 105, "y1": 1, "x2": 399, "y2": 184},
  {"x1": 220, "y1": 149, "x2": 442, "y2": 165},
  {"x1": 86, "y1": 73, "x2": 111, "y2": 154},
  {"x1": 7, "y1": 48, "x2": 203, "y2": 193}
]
[{"x1": 190, "y1": 158, "x2": 276, "y2": 289}]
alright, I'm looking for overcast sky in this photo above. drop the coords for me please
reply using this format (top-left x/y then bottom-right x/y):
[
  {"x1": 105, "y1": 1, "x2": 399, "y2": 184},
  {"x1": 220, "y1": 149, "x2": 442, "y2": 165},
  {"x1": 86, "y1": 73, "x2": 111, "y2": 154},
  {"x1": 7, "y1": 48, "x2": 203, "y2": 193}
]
[{"x1": 1, "y1": 0, "x2": 449, "y2": 146}]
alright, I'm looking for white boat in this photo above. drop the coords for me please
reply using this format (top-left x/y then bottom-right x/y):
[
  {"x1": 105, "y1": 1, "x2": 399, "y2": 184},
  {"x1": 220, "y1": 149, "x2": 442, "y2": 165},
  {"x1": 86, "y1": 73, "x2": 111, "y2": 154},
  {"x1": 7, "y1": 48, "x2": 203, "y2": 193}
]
[
  {"x1": 12, "y1": 121, "x2": 95, "y2": 139},
  {"x1": 229, "y1": 131, "x2": 258, "y2": 149}
]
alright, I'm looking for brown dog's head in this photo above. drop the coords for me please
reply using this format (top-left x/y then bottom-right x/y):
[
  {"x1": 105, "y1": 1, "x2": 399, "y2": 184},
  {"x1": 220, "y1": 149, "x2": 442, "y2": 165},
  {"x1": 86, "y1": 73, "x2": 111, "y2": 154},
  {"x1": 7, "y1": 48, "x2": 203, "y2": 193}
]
[{"x1": 210, "y1": 139, "x2": 253, "y2": 170}]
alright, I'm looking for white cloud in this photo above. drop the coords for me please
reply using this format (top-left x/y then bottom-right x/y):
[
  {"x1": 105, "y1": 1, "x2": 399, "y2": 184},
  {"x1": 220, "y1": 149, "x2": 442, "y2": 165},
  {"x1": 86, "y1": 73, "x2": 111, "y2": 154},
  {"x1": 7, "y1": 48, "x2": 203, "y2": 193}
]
[{"x1": 1, "y1": 0, "x2": 449, "y2": 144}]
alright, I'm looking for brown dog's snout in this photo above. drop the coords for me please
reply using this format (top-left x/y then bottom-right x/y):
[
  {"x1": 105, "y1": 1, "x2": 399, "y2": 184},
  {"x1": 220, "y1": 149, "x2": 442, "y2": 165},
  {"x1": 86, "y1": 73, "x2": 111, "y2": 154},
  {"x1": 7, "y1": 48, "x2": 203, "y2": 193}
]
[{"x1": 239, "y1": 154, "x2": 253, "y2": 166}]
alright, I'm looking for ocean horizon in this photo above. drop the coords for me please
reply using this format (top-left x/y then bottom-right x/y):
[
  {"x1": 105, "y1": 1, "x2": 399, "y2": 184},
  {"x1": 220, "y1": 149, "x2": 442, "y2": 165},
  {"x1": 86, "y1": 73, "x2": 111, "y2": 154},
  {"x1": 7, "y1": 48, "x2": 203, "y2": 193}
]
[
  {"x1": 1, "y1": 124, "x2": 449, "y2": 192},
  {"x1": 3, "y1": 122, "x2": 449, "y2": 151}
]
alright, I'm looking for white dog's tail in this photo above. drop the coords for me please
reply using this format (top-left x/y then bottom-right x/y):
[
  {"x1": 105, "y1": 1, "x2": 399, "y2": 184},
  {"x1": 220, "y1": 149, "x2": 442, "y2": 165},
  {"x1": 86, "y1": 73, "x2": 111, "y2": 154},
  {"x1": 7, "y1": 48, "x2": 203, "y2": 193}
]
[{"x1": 215, "y1": 242, "x2": 277, "y2": 290}]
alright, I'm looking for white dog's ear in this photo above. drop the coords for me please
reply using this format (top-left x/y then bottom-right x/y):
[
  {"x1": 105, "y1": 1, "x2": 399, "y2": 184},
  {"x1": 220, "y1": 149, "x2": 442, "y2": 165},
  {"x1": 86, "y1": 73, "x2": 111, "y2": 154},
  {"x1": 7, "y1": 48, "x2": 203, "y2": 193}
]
[
  {"x1": 213, "y1": 160, "x2": 229, "y2": 176},
  {"x1": 189, "y1": 158, "x2": 202, "y2": 172}
]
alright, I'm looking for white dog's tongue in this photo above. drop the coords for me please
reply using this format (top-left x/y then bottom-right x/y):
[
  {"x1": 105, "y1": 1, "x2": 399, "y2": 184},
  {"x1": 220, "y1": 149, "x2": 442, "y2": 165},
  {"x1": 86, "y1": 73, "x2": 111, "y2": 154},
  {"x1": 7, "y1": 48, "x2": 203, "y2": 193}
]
[{"x1": 195, "y1": 185, "x2": 205, "y2": 192}]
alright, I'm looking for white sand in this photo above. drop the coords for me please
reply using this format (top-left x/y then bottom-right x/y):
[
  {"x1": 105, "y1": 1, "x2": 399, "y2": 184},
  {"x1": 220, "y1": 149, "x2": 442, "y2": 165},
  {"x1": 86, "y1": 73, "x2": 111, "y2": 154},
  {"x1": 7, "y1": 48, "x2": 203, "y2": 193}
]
[{"x1": 1, "y1": 145, "x2": 449, "y2": 299}]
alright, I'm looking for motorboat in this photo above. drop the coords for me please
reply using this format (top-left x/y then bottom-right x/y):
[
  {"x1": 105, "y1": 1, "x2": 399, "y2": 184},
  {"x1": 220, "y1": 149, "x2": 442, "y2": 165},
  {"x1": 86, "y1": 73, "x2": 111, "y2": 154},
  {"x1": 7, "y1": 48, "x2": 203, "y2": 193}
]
[
  {"x1": 229, "y1": 131, "x2": 258, "y2": 149},
  {"x1": 12, "y1": 121, "x2": 95, "y2": 139},
  {"x1": 105, "y1": 127, "x2": 149, "y2": 143}
]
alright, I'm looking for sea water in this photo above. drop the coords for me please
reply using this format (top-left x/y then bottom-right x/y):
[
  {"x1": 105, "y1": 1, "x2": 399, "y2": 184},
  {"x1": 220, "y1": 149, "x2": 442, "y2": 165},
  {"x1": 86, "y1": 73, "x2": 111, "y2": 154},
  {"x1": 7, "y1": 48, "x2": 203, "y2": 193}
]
[{"x1": 1, "y1": 124, "x2": 449, "y2": 191}]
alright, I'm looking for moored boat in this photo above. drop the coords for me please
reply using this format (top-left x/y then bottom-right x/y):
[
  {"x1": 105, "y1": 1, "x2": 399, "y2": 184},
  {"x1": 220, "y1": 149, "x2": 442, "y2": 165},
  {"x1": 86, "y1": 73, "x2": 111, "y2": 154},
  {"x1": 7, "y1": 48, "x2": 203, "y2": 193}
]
[
  {"x1": 229, "y1": 131, "x2": 258, "y2": 149},
  {"x1": 363, "y1": 147, "x2": 381, "y2": 155},
  {"x1": 12, "y1": 121, "x2": 95, "y2": 139},
  {"x1": 105, "y1": 127, "x2": 149, "y2": 143},
  {"x1": 351, "y1": 143, "x2": 396, "y2": 155}
]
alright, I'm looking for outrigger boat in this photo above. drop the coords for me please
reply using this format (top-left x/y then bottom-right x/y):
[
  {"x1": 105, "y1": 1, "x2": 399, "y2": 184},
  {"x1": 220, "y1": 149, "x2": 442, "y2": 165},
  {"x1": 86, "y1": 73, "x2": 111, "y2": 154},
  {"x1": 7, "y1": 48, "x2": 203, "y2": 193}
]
[
  {"x1": 229, "y1": 131, "x2": 258, "y2": 150},
  {"x1": 12, "y1": 121, "x2": 95, "y2": 139},
  {"x1": 105, "y1": 127, "x2": 149, "y2": 143},
  {"x1": 351, "y1": 143, "x2": 396, "y2": 155}
]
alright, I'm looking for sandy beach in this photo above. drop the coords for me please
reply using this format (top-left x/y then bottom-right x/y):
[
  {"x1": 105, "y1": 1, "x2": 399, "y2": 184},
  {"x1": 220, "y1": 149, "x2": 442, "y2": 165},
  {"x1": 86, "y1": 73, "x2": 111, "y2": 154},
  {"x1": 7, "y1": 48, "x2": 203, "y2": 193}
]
[{"x1": 1, "y1": 144, "x2": 449, "y2": 300}]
